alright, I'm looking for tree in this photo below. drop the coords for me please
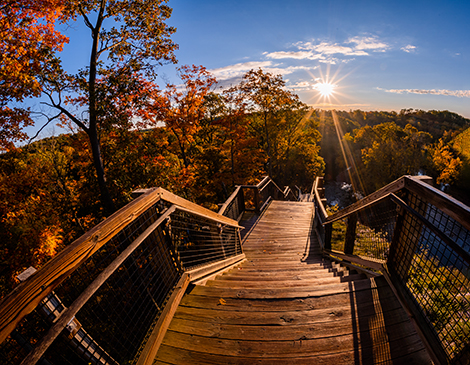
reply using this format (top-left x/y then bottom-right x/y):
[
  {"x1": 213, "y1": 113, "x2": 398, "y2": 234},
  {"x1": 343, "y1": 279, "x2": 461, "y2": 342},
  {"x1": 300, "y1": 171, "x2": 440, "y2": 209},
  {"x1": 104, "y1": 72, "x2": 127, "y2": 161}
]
[
  {"x1": 430, "y1": 139, "x2": 462, "y2": 185},
  {"x1": 20, "y1": 0, "x2": 177, "y2": 213},
  {"x1": 156, "y1": 65, "x2": 216, "y2": 168},
  {"x1": 235, "y1": 69, "x2": 293, "y2": 176},
  {"x1": 348, "y1": 122, "x2": 432, "y2": 193},
  {"x1": 232, "y1": 69, "x2": 323, "y2": 187},
  {"x1": 0, "y1": 0, "x2": 67, "y2": 150}
]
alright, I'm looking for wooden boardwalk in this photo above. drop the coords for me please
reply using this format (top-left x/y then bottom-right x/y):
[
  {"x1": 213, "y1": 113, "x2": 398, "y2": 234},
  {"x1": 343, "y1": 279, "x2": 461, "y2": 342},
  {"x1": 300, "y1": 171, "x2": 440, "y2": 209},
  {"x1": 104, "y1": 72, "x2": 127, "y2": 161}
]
[{"x1": 155, "y1": 201, "x2": 432, "y2": 364}]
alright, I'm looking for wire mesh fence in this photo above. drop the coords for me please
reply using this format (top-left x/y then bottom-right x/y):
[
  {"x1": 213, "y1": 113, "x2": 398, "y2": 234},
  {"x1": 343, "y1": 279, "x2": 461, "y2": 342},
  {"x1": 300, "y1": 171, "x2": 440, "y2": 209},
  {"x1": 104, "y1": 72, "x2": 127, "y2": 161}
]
[
  {"x1": 351, "y1": 198, "x2": 398, "y2": 262},
  {"x1": 316, "y1": 177, "x2": 470, "y2": 364},
  {"x1": 391, "y1": 192, "x2": 470, "y2": 363},
  {"x1": 169, "y1": 210, "x2": 241, "y2": 270},
  {"x1": 219, "y1": 188, "x2": 244, "y2": 221},
  {"x1": 1, "y1": 195, "x2": 242, "y2": 365}
]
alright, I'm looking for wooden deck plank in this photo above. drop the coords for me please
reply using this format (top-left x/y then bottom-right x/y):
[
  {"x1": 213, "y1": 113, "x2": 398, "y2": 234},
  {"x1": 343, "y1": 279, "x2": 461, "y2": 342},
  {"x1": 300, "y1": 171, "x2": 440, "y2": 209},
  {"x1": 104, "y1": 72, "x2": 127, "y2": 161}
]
[
  {"x1": 154, "y1": 200, "x2": 431, "y2": 364},
  {"x1": 168, "y1": 307, "x2": 412, "y2": 340},
  {"x1": 179, "y1": 285, "x2": 398, "y2": 312},
  {"x1": 155, "y1": 347, "x2": 432, "y2": 365},
  {"x1": 159, "y1": 331, "x2": 426, "y2": 359}
]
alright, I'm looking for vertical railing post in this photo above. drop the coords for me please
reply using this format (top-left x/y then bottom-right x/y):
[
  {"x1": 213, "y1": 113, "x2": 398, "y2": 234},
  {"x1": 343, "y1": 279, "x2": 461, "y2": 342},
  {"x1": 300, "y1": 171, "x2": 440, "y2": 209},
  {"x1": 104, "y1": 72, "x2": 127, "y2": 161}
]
[
  {"x1": 239, "y1": 188, "x2": 245, "y2": 217},
  {"x1": 324, "y1": 223, "x2": 332, "y2": 251},
  {"x1": 254, "y1": 187, "x2": 261, "y2": 214},
  {"x1": 344, "y1": 213, "x2": 357, "y2": 255}
]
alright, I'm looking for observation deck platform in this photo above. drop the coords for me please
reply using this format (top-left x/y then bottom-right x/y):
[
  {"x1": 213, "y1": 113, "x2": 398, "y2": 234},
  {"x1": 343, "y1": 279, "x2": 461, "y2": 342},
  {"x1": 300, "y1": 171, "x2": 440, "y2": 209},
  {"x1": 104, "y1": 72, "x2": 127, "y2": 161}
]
[{"x1": 154, "y1": 201, "x2": 432, "y2": 364}]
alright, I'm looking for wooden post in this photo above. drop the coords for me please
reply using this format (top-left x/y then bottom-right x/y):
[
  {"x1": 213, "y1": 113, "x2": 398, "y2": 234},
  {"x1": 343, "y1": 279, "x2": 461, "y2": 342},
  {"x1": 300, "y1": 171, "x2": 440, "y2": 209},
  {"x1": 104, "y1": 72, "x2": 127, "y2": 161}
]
[
  {"x1": 344, "y1": 213, "x2": 357, "y2": 255},
  {"x1": 238, "y1": 188, "x2": 245, "y2": 218},
  {"x1": 254, "y1": 187, "x2": 261, "y2": 214},
  {"x1": 324, "y1": 223, "x2": 332, "y2": 251}
]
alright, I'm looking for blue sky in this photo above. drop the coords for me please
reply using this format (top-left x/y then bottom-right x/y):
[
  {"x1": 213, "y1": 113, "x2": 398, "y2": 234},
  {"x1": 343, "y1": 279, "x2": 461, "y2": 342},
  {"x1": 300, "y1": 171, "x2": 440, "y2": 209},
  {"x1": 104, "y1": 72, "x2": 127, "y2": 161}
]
[
  {"x1": 151, "y1": 0, "x2": 470, "y2": 117},
  {"x1": 28, "y1": 0, "x2": 470, "y2": 141}
]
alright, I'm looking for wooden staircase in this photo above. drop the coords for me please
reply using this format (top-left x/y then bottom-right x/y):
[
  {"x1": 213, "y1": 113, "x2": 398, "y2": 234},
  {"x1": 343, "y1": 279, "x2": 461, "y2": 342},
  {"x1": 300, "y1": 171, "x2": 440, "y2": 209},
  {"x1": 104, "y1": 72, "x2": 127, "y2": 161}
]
[{"x1": 154, "y1": 201, "x2": 432, "y2": 364}]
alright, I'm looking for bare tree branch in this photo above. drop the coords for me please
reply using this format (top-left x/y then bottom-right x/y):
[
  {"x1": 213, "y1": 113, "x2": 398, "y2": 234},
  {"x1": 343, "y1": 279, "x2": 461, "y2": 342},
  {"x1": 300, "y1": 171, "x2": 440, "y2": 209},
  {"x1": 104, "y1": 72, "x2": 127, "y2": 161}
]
[{"x1": 27, "y1": 112, "x2": 62, "y2": 145}]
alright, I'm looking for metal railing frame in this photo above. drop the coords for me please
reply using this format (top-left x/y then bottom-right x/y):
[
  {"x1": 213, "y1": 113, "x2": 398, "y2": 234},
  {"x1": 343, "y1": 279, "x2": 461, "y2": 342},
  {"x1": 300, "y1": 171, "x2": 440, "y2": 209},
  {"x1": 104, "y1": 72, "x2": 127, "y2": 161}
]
[{"x1": 312, "y1": 175, "x2": 470, "y2": 365}]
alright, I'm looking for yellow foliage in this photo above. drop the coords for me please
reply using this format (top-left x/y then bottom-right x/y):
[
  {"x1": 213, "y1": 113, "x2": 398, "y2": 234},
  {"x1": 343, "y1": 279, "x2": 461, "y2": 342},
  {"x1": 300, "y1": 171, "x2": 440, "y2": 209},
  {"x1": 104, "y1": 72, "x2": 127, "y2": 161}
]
[{"x1": 36, "y1": 226, "x2": 63, "y2": 264}]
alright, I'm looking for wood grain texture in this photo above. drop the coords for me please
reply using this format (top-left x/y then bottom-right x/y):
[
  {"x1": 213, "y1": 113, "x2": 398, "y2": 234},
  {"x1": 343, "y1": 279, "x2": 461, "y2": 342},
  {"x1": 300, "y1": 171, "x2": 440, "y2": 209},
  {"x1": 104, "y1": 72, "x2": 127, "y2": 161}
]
[{"x1": 154, "y1": 201, "x2": 432, "y2": 364}]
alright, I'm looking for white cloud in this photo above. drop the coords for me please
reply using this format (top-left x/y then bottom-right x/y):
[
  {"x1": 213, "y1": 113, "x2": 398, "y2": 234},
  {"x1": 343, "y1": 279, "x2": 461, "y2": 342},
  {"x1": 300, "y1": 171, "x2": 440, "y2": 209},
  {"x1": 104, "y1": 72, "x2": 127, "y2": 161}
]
[
  {"x1": 401, "y1": 45, "x2": 417, "y2": 53},
  {"x1": 209, "y1": 62, "x2": 314, "y2": 89},
  {"x1": 266, "y1": 50, "x2": 323, "y2": 60},
  {"x1": 378, "y1": 88, "x2": 470, "y2": 98},
  {"x1": 290, "y1": 81, "x2": 315, "y2": 90},
  {"x1": 314, "y1": 42, "x2": 369, "y2": 56},
  {"x1": 210, "y1": 61, "x2": 273, "y2": 80},
  {"x1": 308, "y1": 102, "x2": 371, "y2": 109},
  {"x1": 348, "y1": 36, "x2": 389, "y2": 52},
  {"x1": 266, "y1": 36, "x2": 389, "y2": 64}
]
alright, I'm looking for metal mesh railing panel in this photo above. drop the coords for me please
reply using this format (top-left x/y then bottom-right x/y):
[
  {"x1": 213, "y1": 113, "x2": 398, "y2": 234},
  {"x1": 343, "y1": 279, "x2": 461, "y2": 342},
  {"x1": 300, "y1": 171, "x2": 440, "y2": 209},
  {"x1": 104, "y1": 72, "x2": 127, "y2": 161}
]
[
  {"x1": 409, "y1": 192, "x2": 470, "y2": 256},
  {"x1": 330, "y1": 219, "x2": 346, "y2": 252},
  {"x1": 352, "y1": 198, "x2": 398, "y2": 262},
  {"x1": 391, "y1": 193, "x2": 470, "y2": 363},
  {"x1": 169, "y1": 210, "x2": 241, "y2": 270},
  {"x1": 1, "y1": 200, "x2": 177, "y2": 365},
  {"x1": 42, "y1": 224, "x2": 181, "y2": 364},
  {"x1": 221, "y1": 190, "x2": 244, "y2": 221}
]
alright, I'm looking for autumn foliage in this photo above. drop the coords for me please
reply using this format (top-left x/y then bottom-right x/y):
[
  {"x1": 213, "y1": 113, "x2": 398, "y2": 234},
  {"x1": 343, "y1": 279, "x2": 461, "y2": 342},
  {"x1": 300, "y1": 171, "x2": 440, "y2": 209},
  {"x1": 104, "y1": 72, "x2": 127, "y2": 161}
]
[{"x1": 0, "y1": 0, "x2": 67, "y2": 150}]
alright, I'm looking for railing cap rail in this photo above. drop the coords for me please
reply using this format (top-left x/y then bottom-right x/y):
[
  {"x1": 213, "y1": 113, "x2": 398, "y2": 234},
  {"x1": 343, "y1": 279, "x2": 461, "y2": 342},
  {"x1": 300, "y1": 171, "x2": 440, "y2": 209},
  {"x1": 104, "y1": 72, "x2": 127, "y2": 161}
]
[
  {"x1": 322, "y1": 176, "x2": 470, "y2": 232},
  {"x1": 404, "y1": 176, "x2": 470, "y2": 233}
]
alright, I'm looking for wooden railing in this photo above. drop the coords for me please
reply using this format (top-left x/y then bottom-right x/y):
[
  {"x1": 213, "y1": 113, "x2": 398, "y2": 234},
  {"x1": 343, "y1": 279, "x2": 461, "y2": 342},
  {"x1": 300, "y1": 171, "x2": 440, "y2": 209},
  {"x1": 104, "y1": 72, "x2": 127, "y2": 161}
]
[
  {"x1": 312, "y1": 175, "x2": 470, "y2": 365},
  {"x1": 0, "y1": 188, "x2": 245, "y2": 365},
  {"x1": 218, "y1": 176, "x2": 296, "y2": 220}
]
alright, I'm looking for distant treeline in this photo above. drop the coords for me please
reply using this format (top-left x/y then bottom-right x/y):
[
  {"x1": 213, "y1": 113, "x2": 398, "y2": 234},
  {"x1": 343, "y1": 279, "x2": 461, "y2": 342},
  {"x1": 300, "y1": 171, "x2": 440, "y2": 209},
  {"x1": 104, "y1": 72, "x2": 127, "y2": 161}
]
[{"x1": 317, "y1": 108, "x2": 470, "y2": 201}]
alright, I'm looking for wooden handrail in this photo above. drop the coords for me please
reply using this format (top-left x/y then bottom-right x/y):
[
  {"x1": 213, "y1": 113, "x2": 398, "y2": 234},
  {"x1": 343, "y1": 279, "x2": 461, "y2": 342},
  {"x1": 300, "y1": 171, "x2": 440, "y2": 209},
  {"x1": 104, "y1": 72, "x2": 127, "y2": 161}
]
[
  {"x1": 19, "y1": 206, "x2": 178, "y2": 365},
  {"x1": 256, "y1": 176, "x2": 271, "y2": 189},
  {"x1": 218, "y1": 186, "x2": 242, "y2": 216},
  {"x1": 313, "y1": 174, "x2": 470, "y2": 364},
  {"x1": 258, "y1": 177, "x2": 284, "y2": 196},
  {"x1": 405, "y1": 176, "x2": 470, "y2": 232},
  {"x1": 323, "y1": 175, "x2": 470, "y2": 234},
  {"x1": 324, "y1": 176, "x2": 406, "y2": 224},
  {"x1": 0, "y1": 187, "x2": 239, "y2": 345},
  {"x1": 313, "y1": 177, "x2": 328, "y2": 221}
]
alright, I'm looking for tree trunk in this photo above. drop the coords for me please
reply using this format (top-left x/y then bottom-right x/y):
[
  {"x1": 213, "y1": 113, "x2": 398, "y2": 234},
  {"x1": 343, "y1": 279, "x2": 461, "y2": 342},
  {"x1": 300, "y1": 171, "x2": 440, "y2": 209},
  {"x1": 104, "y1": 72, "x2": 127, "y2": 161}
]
[
  {"x1": 88, "y1": 128, "x2": 115, "y2": 214},
  {"x1": 86, "y1": 0, "x2": 115, "y2": 214}
]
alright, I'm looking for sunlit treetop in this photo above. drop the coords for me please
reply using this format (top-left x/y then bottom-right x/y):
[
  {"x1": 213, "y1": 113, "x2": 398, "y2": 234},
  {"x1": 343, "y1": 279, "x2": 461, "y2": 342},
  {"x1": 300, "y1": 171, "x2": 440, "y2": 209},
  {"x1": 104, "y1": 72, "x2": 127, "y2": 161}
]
[{"x1": 0, "y1": 0, "x2": 68, "y2": 150}]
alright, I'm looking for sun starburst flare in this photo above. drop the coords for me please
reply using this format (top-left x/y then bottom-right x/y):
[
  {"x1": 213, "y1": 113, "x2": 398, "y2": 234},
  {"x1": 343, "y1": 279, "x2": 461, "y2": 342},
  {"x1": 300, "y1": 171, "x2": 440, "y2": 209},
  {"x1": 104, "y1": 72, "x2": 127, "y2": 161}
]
[{"x1": 315, "y1": 82, "x2": 337, "y2": 97}]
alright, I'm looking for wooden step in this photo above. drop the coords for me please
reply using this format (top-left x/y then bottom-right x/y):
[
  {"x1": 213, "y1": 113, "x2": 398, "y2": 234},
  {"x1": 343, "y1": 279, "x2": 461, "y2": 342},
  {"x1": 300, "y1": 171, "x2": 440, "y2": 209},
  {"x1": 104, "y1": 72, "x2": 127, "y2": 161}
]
[
  {"x1": 155, "y1": 345, "x2": 431, "y2": 365},
  {"x1": 205, "y1": 274, "x2": 367, "y2": 288}
]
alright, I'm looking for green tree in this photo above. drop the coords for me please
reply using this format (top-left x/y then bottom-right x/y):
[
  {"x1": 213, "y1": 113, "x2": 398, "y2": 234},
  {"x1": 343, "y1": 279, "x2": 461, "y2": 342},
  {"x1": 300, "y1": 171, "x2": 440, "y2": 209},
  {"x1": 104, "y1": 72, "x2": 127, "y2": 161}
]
[
  {"x1": 232, "y1": 69, "x2": 323, "y2": 187},
  {"x1": 348, "y1": 122, "x2": 432, "y2": 193}
]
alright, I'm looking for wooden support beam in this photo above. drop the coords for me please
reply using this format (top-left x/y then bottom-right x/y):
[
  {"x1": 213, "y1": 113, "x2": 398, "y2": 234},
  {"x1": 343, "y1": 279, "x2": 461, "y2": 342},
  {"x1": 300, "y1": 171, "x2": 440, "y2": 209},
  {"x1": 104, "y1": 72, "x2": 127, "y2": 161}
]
[{"x1": 136, "y1": 273, "x2": 190, "y2": 365}]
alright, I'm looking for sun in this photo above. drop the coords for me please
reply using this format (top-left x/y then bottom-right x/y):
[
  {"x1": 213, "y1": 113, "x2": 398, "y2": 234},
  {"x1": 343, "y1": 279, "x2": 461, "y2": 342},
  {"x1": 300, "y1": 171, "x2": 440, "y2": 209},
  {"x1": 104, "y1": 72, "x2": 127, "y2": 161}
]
[{"x1": 315, "y1": 82, "x2": 336, "y2": 97}]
